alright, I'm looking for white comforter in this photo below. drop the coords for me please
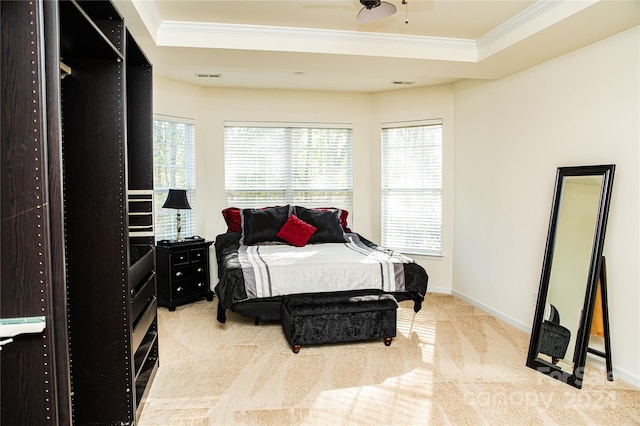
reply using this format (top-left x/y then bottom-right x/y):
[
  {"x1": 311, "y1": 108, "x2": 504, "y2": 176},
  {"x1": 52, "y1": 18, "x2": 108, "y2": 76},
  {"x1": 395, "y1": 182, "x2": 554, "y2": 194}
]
[{"x1": 238, "y1": 233, "x2": 411, "y2": 298}]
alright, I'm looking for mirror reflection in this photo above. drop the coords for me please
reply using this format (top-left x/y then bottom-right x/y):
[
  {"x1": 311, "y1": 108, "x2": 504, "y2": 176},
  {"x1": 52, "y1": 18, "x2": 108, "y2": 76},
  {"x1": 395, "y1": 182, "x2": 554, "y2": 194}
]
[{"x1": 538, "y1": 175, "x2": 602, "y2": 370}]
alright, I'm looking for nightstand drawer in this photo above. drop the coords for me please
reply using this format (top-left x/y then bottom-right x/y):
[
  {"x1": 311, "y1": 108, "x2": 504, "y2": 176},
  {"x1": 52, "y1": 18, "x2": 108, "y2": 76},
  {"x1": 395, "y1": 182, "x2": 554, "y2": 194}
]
[
  {"x1": 173, "y1": 279, "x2": 208, "y2": 297},
  {"x1": 190, "y1": 247, "x2": 206, "y2": 261},
  {"x1": 170, "y1": 250, "x2": 190, "y2": 266},
  {"x1": 172, "y1": 264, "x2": 206, "y2": 281}
]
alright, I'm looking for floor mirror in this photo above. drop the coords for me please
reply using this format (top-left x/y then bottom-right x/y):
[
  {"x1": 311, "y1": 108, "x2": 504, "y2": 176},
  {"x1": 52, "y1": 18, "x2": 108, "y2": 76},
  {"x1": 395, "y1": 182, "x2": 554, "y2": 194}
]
[{"x1": 527, "y1": 164, "x2": 615, "y2": 389}]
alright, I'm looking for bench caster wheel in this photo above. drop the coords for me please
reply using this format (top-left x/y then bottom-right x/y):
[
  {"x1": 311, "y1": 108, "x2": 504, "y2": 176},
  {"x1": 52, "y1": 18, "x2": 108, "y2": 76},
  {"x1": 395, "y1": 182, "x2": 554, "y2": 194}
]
[
  {"x1": 292, "y1": 344, "x2": 301, "y2": 354},
  {"x1": 384, "y1": 337, "x2": 392, "y2": 346}
]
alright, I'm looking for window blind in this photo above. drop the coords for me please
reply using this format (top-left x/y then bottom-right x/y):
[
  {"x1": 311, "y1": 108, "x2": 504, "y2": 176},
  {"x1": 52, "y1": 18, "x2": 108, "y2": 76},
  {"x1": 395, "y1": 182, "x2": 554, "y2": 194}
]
[
  {"x1": 224, "y1": 123, "x2": 353, "y2": 212},
  {"x1": 153, "y1": 117, "x2": 196, "y2": 240},
  {"x1": 381, "y1": 120, "x2": 443, "y2": 256}
]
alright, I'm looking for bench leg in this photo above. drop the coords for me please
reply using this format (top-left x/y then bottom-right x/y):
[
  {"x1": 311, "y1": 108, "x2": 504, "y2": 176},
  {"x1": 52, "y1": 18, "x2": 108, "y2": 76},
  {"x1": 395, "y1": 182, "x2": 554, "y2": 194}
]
[
  {"x1": 292, "y1": 344, "x2": 301, "y2": 354},
  {"x1": 384, "y1": 337, "x2": 392, "y2": 346}
]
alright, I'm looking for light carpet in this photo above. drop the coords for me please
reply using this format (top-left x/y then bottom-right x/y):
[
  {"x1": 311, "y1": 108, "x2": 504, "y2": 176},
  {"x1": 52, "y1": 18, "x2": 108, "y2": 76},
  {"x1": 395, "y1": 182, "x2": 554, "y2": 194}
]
[{"x1": 138, "y1": 294, "x2": 639, "y2": 425}]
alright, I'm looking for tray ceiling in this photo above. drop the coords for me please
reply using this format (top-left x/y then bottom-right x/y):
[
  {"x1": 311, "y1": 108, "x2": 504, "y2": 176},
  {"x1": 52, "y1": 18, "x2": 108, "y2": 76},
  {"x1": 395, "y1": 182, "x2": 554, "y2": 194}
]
[{"x1": 114, "y1": 0, "x2": 639, "y2": 92}]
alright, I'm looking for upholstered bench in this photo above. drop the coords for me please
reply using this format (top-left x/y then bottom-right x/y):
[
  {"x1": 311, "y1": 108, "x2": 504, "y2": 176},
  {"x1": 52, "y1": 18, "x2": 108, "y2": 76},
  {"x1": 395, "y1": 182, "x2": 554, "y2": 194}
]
[{"x1": 281, "y1": 290, "x2": 398, "y2": 353}]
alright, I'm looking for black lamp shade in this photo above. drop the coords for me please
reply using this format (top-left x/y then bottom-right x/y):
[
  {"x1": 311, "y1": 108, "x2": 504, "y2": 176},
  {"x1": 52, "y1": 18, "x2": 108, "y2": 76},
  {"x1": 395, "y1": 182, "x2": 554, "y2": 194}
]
[{"x1": 162, "y1": 189, "x2": 191, "y2": 210}]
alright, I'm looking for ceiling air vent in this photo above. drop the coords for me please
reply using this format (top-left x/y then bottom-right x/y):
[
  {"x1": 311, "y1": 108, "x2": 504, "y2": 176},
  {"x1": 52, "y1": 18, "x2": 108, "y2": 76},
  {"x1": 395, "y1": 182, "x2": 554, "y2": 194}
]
[
  {"x1": 391, "y1": 81, "x2": 415, "y2": 85},
  {"x1": 195, "y1": 73, "x2": 222, "y2": 78}
]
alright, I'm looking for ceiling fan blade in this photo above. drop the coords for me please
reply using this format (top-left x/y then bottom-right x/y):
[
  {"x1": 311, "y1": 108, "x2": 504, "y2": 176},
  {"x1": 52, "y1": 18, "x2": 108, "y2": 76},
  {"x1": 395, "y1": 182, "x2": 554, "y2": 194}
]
[{"x1": 357, "y1": 2, "x2": 397, "y2": 24}]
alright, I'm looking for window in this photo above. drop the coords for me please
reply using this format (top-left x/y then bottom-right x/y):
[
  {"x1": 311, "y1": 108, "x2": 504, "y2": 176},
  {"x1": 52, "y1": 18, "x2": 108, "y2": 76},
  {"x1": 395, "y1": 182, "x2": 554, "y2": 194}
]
[
  {"x1": 381, "y1": 120, "x2": 442, "y2": 256},
  {"x1": 224, "y1": 122, "x2": 352, "y2": 211},
  {"x1": 153, "y1": 117, "x2": 196, "y2": 241}
]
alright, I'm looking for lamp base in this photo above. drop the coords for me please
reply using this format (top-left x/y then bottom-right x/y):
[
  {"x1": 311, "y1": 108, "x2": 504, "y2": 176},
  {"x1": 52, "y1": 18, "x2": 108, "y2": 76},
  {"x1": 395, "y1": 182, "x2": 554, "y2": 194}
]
[{"x1": 175, "y1": 211, "x2": 183, "y2": 242}]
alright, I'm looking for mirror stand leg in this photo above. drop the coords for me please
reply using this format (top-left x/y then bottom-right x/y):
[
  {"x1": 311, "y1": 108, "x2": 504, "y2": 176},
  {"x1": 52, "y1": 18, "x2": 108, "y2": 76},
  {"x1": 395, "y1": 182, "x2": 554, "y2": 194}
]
[
  {"x1": 600, "y1": 257, "x2": 613, "y2": 381},
  {"x1": 587, "y1": 256, "x2": 613, "y2": 381}
]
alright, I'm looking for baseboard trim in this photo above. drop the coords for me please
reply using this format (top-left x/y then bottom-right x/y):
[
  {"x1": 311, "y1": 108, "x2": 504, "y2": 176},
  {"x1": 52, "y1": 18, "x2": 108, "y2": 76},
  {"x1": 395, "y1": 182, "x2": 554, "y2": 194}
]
[
  {"x1": 451, "y1": 289, "x2": 531, "y2": 332},
  {"x1": 426, "y1": 286, "x2": 452, "y2": 295},
  {"x1": 450, "y1": 289, "x2": 640, "y2": 389}
]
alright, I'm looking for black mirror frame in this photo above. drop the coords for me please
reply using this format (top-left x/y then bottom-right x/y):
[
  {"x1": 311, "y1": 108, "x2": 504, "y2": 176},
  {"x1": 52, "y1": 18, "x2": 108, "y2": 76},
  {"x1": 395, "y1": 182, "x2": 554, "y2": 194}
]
[{"x1": 526, "y1": 164, "x2": 615, "y2": 389}]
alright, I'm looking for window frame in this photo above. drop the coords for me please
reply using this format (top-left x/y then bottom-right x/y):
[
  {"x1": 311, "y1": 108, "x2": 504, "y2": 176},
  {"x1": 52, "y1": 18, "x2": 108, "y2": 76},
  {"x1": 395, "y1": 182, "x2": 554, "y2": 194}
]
[
  {"x1": 381, "y1": 119, "x2": 443, "y2": 256},
  {"x1": 223, "y1": 121, "x2": 353, "y2": 213},
  {"x1": 152, "y1": 115, "x2": 197, "y2": 241}
]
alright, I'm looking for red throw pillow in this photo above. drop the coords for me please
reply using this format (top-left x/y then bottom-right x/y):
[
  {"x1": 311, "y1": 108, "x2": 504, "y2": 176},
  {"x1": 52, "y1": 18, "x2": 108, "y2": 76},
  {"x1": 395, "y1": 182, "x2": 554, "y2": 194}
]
[
  {"x1": 276, "y1": 214, "x2": 317, "y2": 247},
  {"x1": 222, "y1": 207, "x2": 242, "y2": 233}
]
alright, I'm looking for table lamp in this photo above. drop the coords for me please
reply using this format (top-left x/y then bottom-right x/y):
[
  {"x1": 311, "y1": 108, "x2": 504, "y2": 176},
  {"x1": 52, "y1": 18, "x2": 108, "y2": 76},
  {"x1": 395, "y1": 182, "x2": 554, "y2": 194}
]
[{"x1": 162, "y1": 189, "x2": 191, "y2": 242}]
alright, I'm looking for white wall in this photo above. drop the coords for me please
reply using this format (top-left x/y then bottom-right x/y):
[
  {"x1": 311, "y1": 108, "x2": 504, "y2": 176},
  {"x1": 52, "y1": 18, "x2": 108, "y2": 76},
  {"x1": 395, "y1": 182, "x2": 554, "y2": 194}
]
[{"x1": 453, "y1": 26, "x2": 639, "y2": 385}]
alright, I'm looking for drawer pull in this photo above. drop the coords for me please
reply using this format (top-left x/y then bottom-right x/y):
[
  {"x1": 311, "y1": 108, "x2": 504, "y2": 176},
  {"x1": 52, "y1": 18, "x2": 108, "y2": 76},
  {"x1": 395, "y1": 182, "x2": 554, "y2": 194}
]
[
  {"x1": 197, "y1": 267, "x2": 203, "y2": 272},
  {"x1": 176, "y1": 286, "x2": 183, "y2": 292},
  {"x1": 197, "y1": 282, "x2": 204, "y2": 288},
  {"x1": 175, "y1": 271, "x2": 183, "y2": 277}
]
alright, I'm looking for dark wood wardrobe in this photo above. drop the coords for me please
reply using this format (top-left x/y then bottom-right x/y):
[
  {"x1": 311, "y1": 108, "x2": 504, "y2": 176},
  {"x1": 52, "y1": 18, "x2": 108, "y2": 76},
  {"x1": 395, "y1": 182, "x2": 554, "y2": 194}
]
[{"x1": 1, "y1": 1, "x2": 157, "y2": 424}]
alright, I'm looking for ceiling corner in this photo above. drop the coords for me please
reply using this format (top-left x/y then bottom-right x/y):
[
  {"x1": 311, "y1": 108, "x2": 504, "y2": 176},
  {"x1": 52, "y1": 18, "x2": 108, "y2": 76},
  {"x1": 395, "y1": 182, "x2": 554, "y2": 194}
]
[
  {"x1": 131, "y1": 0, "x2": 163, "y2": 42},
  {"x1": 476, "y1": 0, "x2": 598, "y2": 60}
]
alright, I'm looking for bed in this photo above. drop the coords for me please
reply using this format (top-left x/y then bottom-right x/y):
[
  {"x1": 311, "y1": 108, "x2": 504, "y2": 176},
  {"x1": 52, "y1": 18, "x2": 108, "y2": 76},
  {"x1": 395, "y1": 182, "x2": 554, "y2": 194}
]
[{"x1": 214, "y1": 205, "x2": 428, "y2": 324}]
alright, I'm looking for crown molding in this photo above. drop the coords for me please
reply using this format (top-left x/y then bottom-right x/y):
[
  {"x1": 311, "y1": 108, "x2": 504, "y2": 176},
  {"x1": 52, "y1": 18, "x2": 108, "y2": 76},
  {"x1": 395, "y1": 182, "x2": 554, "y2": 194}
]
[
  {"x1": 130, "y1": 0, "x2": 599, "y2": 64},
  {"x1": 131, "y1": 0, "x2": 163, "y2": 42},
  {"x1": 156, "y1": 21, "x2": 477, "y2": 62},
  {"x1": 477, "y1": 0, "x2": 598, "y2": 60}
]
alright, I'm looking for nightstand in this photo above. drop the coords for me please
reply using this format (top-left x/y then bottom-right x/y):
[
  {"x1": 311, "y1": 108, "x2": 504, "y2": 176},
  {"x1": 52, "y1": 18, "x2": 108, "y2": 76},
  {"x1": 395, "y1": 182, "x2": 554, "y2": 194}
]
[{"x1": 156, "y1": 239, "x2": 214, "y2": 311}]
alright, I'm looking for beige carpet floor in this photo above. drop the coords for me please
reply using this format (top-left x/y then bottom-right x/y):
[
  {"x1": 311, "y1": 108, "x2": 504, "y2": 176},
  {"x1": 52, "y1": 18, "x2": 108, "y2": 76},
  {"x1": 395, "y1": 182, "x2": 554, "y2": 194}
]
[{"x1": 138, "y1": 294, "x2": 639, "y2": 425}]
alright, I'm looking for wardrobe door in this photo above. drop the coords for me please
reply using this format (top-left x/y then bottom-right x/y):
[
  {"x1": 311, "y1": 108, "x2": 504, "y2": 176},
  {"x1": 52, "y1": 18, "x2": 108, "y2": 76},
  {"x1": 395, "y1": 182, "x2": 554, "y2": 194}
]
[{"x1": 1, "y1": 1, "x2": 64, "y2": 424}]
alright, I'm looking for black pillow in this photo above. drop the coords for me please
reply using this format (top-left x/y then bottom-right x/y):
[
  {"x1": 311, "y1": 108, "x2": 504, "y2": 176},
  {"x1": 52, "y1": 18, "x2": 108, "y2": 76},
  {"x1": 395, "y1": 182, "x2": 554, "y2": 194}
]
[
  {"x1": 294, "y1": 206, "x2": 346, "y2": 244},
  {"x1": 241, "y1": 205, "x2": 290, "y2": 245}
]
